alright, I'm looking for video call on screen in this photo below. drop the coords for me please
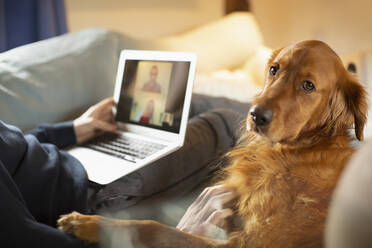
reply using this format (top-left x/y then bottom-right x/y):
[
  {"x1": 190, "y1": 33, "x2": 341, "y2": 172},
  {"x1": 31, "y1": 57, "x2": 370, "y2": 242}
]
[{"x1": 116, "y1": 60, "x2": 190, "y2": 133}]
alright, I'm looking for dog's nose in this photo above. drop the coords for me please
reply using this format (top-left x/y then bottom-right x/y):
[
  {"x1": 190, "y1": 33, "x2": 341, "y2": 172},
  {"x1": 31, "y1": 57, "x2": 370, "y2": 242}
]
[{"x1": 250, "y1": 105, "x2": 273, "y2": 126}]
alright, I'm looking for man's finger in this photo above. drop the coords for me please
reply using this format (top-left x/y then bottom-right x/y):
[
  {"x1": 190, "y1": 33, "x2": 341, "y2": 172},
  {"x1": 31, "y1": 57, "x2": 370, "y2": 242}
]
[
  {"x1": 205, "y1": 209, "x2": 234, "y2": 226},
  {"x1": 96, "y1": 97, "x2": 115, "y2": 108},
  {"x1": 110, "y1": 114, "x2": 115, "y2": 123},
  {"x1": 198, "y1": 191, "x2": 235, "y2": 222},
  {"x1": 104, "y1": 108, "x2": 116, "y2": 119},
  {"x1": 198, "y1": 185, "x2": 234, "y2": 207},
  {"x1": 197, "y1": 185, "x2": 229, "y2": 204},
  {"x1": 102, "y1": 114, "x2": 115, "y2": 124},
  {"x1": 76, "y1": 132, "x2": 94, "y2": 144},
  {"x1": 92, "y1": 119, "x2": 117, "y2": 132},
  {"x1": 208, "y1": 192, "x2": 236, "y2": 210}
]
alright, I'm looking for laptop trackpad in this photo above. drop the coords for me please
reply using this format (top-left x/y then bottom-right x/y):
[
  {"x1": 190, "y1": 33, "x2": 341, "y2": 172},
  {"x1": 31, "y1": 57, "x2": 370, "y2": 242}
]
[{"x1": 67, "y1": 147, "x2": 138, "y2": 185}]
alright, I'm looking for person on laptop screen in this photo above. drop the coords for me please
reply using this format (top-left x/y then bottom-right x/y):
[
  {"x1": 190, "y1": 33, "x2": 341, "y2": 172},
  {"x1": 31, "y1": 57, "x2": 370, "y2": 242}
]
[
  {"x1": 139, "y1": 99, "x2": 155, "y2": 124},
  {"x1": 142, "y1": 65, "x2": 162, "y2": 93}
]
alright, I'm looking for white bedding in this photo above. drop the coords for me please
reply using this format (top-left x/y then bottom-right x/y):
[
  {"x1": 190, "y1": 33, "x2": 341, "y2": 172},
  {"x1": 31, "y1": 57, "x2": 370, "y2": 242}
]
[{"x1": 193, "y1": 70, "x2": 262, "y2": 102}]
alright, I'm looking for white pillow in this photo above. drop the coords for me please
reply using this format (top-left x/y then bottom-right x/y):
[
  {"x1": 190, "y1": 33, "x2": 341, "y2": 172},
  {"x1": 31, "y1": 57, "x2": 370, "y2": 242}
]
[
  {"x1": 240, "y1": 45, "x2": 272, "y2": 86},
  {"x1": 193, "y1": 70, "x2": 262, "y2": 102},
  {"x1": 161, "y1": 12, "x2": 263, "y2": 72},
  {"x1": 0, "y1": 29, "x2": 122, "y2": 130}
]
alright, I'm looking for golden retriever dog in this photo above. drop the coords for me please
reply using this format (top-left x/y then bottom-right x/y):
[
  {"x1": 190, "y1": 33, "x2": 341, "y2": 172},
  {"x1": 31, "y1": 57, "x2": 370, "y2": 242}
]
[{"x1": 58, "y1": 40, "x2": 368, "y2": 248}]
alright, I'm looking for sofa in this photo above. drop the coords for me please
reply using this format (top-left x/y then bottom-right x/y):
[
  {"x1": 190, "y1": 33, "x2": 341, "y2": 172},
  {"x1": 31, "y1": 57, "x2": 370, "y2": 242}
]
[{"x1": 1, "y1": 13, "x2": 371, "y2": 247}]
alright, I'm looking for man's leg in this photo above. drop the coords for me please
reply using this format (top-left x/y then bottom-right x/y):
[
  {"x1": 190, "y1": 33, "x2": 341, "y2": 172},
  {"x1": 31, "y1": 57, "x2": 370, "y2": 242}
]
[
  {"x1": 190, "y1": 94, "x2": 249, "y2": 117},
  {"x1": 0, "y1": 161, "x2": 91, "y2": 248}
]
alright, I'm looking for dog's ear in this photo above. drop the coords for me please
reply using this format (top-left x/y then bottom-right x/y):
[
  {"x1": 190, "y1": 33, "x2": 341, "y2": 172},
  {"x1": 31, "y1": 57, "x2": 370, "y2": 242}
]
[{"x1": 340, "y1": 73, "x2": 368, "y2": 141}]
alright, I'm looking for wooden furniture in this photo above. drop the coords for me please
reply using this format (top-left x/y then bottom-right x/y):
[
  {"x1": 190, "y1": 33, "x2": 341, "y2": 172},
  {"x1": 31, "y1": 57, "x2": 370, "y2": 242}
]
[{"x1": 225, "y1": 0, "x2": 250, "y2": 14}]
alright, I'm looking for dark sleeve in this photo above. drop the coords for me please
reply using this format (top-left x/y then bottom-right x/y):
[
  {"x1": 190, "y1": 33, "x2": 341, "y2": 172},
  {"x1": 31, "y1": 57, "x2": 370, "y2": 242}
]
[
  {"x1": 0, "y1": 160, "x2": 93, "y2": 248},
  {"x1": 26, "y1": 121, "x2": 77, "y2": 149}
]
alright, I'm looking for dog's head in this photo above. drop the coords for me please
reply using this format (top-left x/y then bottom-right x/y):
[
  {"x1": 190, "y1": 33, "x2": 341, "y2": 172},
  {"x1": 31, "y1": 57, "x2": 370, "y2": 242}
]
[{"x1": 248, "y1": 40, "x2": 368, "y2": 143}]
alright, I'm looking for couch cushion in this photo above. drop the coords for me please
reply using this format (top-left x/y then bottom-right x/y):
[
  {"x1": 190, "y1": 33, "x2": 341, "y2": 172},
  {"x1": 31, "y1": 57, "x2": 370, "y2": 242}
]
[{"x1": 0, "y1": 29, "x2": 123, "y2": 130}]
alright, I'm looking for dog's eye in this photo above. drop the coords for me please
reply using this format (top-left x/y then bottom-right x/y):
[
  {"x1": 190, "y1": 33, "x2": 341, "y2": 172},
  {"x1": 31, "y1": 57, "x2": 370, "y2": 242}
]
[
  {"x1": 269, "y1": 65, "x2": 279, "y2": 76},
  {"x1": 302, "y1": 80, "x2": 315, "y2": 92}
]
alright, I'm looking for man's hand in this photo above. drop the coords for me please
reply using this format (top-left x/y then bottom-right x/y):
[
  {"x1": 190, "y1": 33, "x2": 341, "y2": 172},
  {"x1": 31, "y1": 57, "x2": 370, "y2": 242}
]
[
  {"x1": 73, "y1": 98, "x2": 117, "y2": 144},
  {"x1": 177, "y1": 185, "x2": 235, "y2": 238}
]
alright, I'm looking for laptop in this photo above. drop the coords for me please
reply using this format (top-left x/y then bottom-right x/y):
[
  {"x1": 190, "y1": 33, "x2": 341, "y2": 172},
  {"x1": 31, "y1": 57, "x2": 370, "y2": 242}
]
[{"x1": 67, "y1": 50, "x2": 197, "y2": 185}]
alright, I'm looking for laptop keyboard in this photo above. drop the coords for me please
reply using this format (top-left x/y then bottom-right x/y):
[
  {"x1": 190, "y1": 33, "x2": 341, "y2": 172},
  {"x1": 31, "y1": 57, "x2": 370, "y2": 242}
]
[{"x1": 84, "y1": 133, "x2": 166, "y2": 163}]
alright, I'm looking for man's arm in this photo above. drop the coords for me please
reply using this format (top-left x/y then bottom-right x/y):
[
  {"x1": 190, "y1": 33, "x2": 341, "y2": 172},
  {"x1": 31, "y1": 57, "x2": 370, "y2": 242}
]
[
  {"x1": 26, "y1": 98, "x2": 117, "y2": 148},
  {"x1": 26, "y1": 121, "x2": 77, "y2": 149}
]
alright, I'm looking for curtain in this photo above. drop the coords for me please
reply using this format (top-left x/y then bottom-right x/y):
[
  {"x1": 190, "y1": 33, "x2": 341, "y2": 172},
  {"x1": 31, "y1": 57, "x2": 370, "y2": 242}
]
[{"x1": 0, "y1": 0, "x2": 67, "y2": 53}]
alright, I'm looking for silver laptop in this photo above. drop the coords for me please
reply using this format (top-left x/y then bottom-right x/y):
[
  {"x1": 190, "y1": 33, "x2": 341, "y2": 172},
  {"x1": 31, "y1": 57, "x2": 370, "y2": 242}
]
[{"x1": 67, "y1": 50, "x2": 197, "y2": 185}]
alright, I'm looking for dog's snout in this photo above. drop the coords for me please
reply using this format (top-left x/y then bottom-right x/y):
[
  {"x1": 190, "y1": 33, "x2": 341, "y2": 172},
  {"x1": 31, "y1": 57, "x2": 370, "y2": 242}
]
[{"x1": 250, "y1": 105, "x2": 273, "y2": 126}]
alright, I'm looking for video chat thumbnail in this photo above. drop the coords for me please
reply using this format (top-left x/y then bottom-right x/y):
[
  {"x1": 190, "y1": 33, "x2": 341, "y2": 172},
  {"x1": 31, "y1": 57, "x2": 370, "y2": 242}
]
[
  {"x1": 129, "y1": 61, "x2": 172, "y2": 126},
  {"x1": 116, "y1": 59, "x2": 190, "y2": 133}
]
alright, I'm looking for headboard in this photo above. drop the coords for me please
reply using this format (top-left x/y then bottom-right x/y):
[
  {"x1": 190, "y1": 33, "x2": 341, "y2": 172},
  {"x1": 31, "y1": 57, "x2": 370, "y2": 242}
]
[{"x1": 225, "y1": 0, "x2": 250, "y2": 14}]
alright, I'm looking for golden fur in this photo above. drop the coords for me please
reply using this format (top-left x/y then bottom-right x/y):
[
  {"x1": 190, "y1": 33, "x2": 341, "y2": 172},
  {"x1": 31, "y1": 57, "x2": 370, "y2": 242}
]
[{"x1": 58, "y1": 40, "x2": 368, "y2": 248}]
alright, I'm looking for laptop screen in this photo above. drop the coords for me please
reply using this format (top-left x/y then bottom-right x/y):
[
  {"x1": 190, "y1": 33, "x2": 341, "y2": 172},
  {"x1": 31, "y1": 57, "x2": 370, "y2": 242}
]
[{"x1": 115, "y1": 59, "x2": 191, "y2": 133}]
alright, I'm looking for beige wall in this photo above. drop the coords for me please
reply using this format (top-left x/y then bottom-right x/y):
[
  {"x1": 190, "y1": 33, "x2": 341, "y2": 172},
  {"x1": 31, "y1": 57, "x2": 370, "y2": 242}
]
[
  {"x1": 65, "y1": 0, "x2": 224, "y2": 39},
  {"x1": 251, "y1": 0, "x2": 372, "y2": 55},
  {"x1": 66, "y1": 0, "x2": 372, "y2": 54},
  {"x1": 250, "y1": 0, "x2": 372, "y2": 88}
]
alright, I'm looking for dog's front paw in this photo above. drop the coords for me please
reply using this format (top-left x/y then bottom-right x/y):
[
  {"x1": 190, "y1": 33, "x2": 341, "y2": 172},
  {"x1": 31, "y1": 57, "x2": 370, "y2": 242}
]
[{"x1": 57, "y1": 211, "x2": 101, "y2": 243}]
